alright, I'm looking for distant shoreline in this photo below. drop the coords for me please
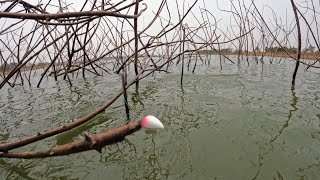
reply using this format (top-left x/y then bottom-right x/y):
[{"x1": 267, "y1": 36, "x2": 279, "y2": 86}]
[
  {"x1": 200, "y1": 52, "x2": 320, "y2": 61},
  {"x1": 1, "y1": 52, "x2": 319, "y2": 76}
]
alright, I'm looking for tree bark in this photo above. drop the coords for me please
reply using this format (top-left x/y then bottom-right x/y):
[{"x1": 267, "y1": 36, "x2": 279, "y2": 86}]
[{"x1": 0, "y1": 121, "x2": 141, "y2": 159}]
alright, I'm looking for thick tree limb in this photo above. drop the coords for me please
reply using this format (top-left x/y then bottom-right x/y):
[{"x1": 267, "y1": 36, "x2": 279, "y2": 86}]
[
  {"x1": 0, "y1": 4, "x2": 147, "y2": 20},
  {"x1": 0, "y1": 121, "x2": 141, "y2": 159}
]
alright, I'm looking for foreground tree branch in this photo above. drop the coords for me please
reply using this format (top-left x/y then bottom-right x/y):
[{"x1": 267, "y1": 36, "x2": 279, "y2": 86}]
[
  {"x1": 0, "y1": 121, "x2": 142, "y2": 159},
  {"x1": 0, "y1": 5, "x2": 147, "y2": 20}
]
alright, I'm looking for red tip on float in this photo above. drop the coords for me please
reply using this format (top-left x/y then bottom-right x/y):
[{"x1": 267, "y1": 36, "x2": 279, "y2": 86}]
[{"x1": 141, "y1": 117, "x2": 149, "y2": 128}]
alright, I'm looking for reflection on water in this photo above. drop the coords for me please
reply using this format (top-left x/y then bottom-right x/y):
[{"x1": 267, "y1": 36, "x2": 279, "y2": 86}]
[
  {"x1": 0, "y1": 57, "x2": 320, "y2": 179},
  {"x1": 252, "y1": 84, "x2": 298, "y2": 180}
]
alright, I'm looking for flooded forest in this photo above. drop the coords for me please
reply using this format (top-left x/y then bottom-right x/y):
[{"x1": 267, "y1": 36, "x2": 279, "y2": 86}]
[{"x1": 0, "y1": 0, "x2": 320, "y2": 179}]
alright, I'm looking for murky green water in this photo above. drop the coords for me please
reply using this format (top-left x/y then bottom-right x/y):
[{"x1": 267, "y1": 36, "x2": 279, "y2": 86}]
[{"x1": 1, "y1": 57, "x2": 320, "y2": 179}]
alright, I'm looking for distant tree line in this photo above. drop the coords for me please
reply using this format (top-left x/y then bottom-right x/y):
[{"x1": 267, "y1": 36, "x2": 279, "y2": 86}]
[
  {"x1": 198, "y1": 48, "x2": 234, "y2": 54},
  {"x1": 198, "y1": 46, "x2": 320, "y2": 55},
  {"x1": 264, "y1": 46, "x2": 298, "y2": 53},
  {"x1": 0, "y1": 62, "x2": 18, "y2": 70},
  {"x1": 0, "y1": 62, "x2": 52, "y2": 71}
]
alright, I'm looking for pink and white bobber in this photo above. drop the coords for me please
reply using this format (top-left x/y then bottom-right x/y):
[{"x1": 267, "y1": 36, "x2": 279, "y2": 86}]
[{"x1": 140, "y1": 115, "x2": 164, "y2": 129}]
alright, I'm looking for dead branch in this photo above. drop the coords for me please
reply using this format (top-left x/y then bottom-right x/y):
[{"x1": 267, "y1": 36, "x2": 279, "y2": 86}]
[{"x1": 0, "y1": 121, "x2": 141, "y2": 159}]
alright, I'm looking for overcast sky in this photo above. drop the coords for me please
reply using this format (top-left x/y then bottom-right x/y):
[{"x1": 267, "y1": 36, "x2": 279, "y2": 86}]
[
  {"x1": 137, "y1": 0, "x2": 317, "y2": 49},
  {"x1": 142, "y1": 0, "x2": 295, "y2": 25}
]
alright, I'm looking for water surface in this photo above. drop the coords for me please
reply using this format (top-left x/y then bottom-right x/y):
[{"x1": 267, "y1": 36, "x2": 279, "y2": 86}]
[{"x1": 0, "y1": 57, "x2": 320, "y2": 179}]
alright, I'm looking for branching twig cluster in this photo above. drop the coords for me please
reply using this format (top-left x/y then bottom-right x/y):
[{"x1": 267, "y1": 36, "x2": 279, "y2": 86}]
[{"x1": 0, "y1": 0, "x2": 241, "y2": 158}]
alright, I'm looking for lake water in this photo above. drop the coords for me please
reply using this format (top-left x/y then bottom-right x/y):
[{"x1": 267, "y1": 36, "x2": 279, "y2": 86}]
[{"x1": 0, "y1": 56, "x2": 320, "y2": 179}]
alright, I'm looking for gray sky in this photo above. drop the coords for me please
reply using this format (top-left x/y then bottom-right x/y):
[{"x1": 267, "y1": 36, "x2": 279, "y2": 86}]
[{"x1": 137, "y1": 0, "x2": 319, "y2": 47}]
